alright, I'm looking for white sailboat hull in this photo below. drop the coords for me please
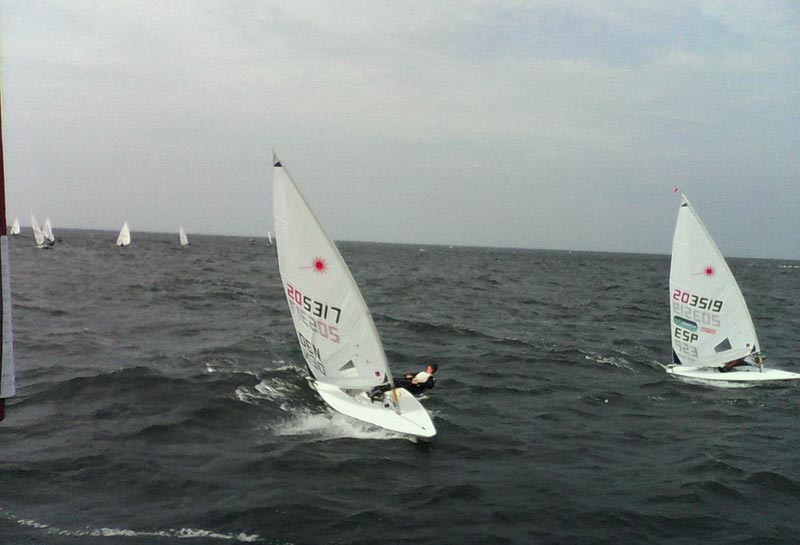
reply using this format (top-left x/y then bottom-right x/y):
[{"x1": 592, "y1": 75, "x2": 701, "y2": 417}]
[
  {"x1": 311, "y1": 380, "x2": 436, "y2": 439},
  {"x1": 667, "y1": 364, "x2": 800, "y2": 385}
]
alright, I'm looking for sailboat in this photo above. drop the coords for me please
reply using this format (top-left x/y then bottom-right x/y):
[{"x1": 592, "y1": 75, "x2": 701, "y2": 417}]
[
  {"x1": 666, "y1": 194, "x2": 800, "y2": 384},
  {"x1": 116, "y1": 221, "x2": 131, "y2": 247},
  {"x1": 43, "y1": 218, "x2": 56, "y2": 244},
  {"x1": 9, "y1": 218, "x2": 19, "y2": 235},
  {"x1": 30, "y1": 214, "x2": 51, "y2": 249},
  {"x1": 178, "y1": 225, "x2": 189, "y2": 247},
  {"x1": 0, "y1": 73, "x2": 17, "y2": 421},
  {"x1": 267, "y1": 230, "x2": 273, "y2": 245},
  {"x1": 273, "y1": 152, "x2": 435, "y2": 438}
]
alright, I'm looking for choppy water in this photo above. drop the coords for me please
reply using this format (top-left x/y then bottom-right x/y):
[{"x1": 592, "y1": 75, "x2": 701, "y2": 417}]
[{"x1": 1, "y1": 230, "x2": 799, "y2": 545}]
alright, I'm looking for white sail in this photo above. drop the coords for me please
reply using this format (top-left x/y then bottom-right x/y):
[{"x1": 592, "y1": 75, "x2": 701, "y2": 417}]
[
  {"x1": 9, "y1": 218, "x2": 20, "y2": 235},
  {"x1": 669, "y1": 194, "x2": 760, "y2": 368},
  {"x1": 179, "y1": 225, "x2": 189, "y2": 246},
  {"x1": 273, "y1": 153, "x2": 392, "y2": 390},
  {"x1": 267, "y1": 230, "x2": 273, "y2": 245},
  {"x1": 43, "y1": 218, "x2": 55, "y2": 243},
  {"x1": 30, "y1": 214, "x2": 46, "y2": 247},
  {"x1": 117, "y1": 222, "x2": 131, "y2": 247}
]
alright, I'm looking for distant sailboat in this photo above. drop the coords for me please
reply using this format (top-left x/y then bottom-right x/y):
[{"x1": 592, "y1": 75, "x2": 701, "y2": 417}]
[
  {"x1": 178, "y1": 225, "x2": 189, "y2": 247},
  {"x1": 116, "y1": 222, "x2": 131, "y2": 247},
  {"x1": 9, "y1": 218, "x2": 19, "y2": 236},
  {"x1": 267, "y1": 230, "x2": 273, "y2": 245},
  {"x1": 273, "y1": 151, "x2": 435, "y2": 438},
  {"x1": 666, "y1": 194, "x2": 800, "y2": 384},
  {"x1": 30, "y1": 214, "x2": 51, "y2": 249},
  {"x1": 43, "y1": 218, "x2": 56, "y2": 244},
  {"x1": 0, "y1": 75, "x2": 17, "y2": 421}
]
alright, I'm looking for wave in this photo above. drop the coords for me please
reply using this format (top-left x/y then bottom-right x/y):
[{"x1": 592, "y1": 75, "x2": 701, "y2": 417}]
[
  {"x1": 0, "y1": 510, "x2": 263, "y2": 542},
  {"x1": 583, "y1": 351, "x2": 637, "y2": 372}
]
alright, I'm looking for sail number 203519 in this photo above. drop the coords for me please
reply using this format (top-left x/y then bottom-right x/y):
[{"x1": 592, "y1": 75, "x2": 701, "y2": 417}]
[{"x1": 672, "y1": 289, "x2": 723, "y2": 312}]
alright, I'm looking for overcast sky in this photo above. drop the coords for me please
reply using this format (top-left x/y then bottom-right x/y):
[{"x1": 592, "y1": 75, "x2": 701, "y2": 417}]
[{"x1": 2, "y1": 1, "x2": 798, "y2": 258}]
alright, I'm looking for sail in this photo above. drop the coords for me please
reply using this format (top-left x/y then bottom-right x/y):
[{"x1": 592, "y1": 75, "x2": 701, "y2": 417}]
[
  {"x1": 43, "y1": 218, "x2": 55, "y2": 243},
  {"x1": 267, "y1": 230, "x2": 273, "y2": 245},
  {"x1": 116, "y1": 222, "x2": 131, "y2": 247},
  {"x1": 669, "y1": 194, "x2": 760, "y2": 367},
  {"x1": 10, "y1": 218, "x2": 19, "y2": 235},
  {"x1": 30, "y1": 214, "x2": 45, "y2": 246},
  {"x1": 179, "y1": 226, "x2": 189, "y2": 246},
  {"x1": 273, "y1": 152, "x2": 391, "y2": 390}
]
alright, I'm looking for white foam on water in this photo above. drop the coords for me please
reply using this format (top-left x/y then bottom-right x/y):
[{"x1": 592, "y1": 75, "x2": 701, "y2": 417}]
[
  {"x1": 235, "y1": 377, "x2": 302, "y2": 409},
  {"x1": 273, "y1": 410, "x2": 411, "y2": 442},
  {"x1": 205, "y1": 358, "x2": 270, "y2": 378},
  {"x1": 584, "y1": 352, "x2": 636, "y2": 372},
  {"x1": 2, "y1": 510, "x2": 263, "y2": 541}
]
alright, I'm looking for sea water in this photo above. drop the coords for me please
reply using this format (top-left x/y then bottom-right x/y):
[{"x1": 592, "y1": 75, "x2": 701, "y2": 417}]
[{"x1": 1, "y1": 230, "x2": 799, "y2": 544}]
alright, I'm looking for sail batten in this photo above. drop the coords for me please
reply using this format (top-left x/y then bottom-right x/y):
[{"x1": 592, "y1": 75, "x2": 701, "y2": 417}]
[{"x1": 669, "y1": 195, "x2": 760, "y2": 368}]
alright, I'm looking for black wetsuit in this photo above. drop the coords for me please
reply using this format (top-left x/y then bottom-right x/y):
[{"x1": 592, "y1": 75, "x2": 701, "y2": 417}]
[
  {"x1": 393, "y1": 376, "x2": 436, "y2": 396},
  {"x1": 369, "y1": 375, "x2": 436, "y2": 400}
]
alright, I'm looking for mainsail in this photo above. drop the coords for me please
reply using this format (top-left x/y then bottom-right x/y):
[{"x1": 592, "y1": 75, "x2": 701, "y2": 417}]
[
  {"x1": 0, "y1": 71, "x2": 16, "y2": 421},
  {"x1": 30, "y1": 213, "x2": 45, "y2": 247},
  {"x1": 43, "y1": 218, "x2": 55, "y2": 244},
  {"x1": 117, "y1": 222, "x2": 131, "y2": 247},
  {"x1": 179, "y1": 225, "x2": 189, "y2": 246},
  {"x1": 273, "y1": 152, "x2": 392, "y2": 391},
  {"x1": 10, "y1": 218, "x2": 19, "y2": 235},
  {"x1": 669, "y1": 194, "x2": 760, "y2": 367}
]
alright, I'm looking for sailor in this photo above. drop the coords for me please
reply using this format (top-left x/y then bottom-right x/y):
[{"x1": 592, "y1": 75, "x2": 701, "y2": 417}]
[
  {"x1": 400, "y1": 363, "x2": 438, "y2": 388},
  {"x1": 719, "y1": 357, "x2": 746, "y2": 373},
  {"x1": 394, "y1": 363, "x2": 438, "y2": 395},
  {"x1": 369, "y1": 363, "x2": 439, "y2": 401}
]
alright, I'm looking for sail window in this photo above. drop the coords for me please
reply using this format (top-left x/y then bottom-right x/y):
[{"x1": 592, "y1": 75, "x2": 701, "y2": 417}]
[{"x1": 714, "y1": 338, "x2": 732, "y2": 353}]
